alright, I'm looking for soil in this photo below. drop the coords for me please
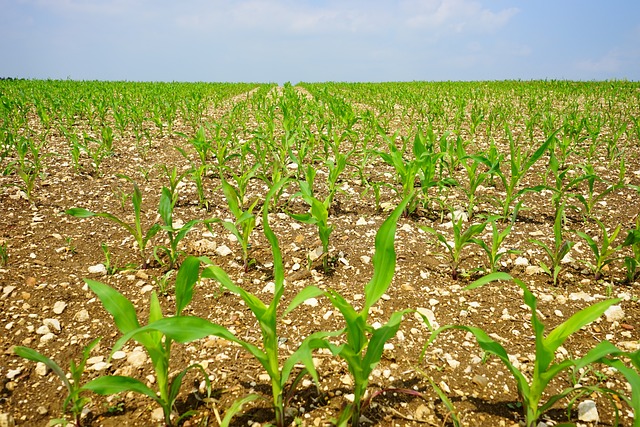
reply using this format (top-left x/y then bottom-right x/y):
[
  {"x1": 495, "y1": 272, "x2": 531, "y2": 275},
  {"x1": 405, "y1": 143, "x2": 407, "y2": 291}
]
[{"x1": 1, "y1": 82, "x2": 640, "y2": 427}]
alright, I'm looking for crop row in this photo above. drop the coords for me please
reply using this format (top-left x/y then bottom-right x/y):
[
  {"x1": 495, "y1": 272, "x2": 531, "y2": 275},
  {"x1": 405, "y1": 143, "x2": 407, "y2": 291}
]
[{"x1": 1, "y1": 80, "x2": 640, "y2": 427}]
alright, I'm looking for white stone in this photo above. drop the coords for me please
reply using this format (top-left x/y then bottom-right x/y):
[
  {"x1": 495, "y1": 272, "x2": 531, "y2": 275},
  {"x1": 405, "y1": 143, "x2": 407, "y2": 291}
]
[
  {"x1": 40, "y1": 333, "x2": 55, "y2": 343},
  {"x1": 52, "y1": 301, "x2": 67, "y2": 314},
  {"x1": 35, "y1": 362, "x2": 49, "y2": 376},
  {"x1": 569, "y1": 291, "x2": 595, "y2": 302},
  {"x1": 74, "y1": 309, "x2": 90, "y2": 322},
  {"x1": 605, "y1": 305, "x2": 625, "y2": 322},
  {"x1": 35, "y1": 325, "x2": 50, "y2": 335},
  {"x1": 112, "y1": 351, "x2": 126, "y2": 360},
  {"x1": 6, "y1": 368, "x2": 22, "y2": 380},
  {"x1": 356, "y1": 217, "x2": 368, "y2": 226},
  {"x1": 303, "y1": 298, "x2": 319, "y2": 307},
  {"x1": 88, "y1": 264, "x2": 107, "y2": 275},
  {"x1": 578, "y1": 399, "x2": 599, "y2": 422},
  {"x1": 127, "y1": 350, "x2": 147, "y2": 367},
  {"x1": 262, "y1": 282, "x2": 275, "y2": 294},
  {"x1": 215, "y1": 245, "x2": 233, "y2": 257},
  {"x1": 90, "y1": 362, "x2": 110, "y2": 371},
  {"x1": 360, "y1": 255, "x2": 371, "y2": 264},
  {"x1": 43, "y1": 318, "x2": 61, "y2": 332},
  {"x1": 514, "y1": 257, "x2": 529, "y2": 266}
]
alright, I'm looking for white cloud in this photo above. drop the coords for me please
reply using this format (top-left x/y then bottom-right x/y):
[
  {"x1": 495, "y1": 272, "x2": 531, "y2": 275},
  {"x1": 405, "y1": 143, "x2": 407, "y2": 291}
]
[
  {"x1": 576, "y1": 49, "x2": 624, "y2": 74},
  {"x1": 401, "y1": 0, "x2": 518, "y2": 34}
]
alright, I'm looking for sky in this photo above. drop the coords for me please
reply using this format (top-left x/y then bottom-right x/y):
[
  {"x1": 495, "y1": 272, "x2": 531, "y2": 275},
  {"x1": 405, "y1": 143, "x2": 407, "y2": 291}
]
[{"x1": 1, "y1": 0, "x2": 639, "y2": 83}]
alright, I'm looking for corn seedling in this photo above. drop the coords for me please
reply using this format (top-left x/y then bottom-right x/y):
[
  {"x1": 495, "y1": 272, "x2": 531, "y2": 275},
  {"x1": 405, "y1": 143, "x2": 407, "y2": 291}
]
[
  {"x1": 488, "y1": 126, "x2": 554, "y2": 218},
  {"x1": 376, "y1": 130, "x2": 421, "y2": 215},
  {"x1": 573, "y1": 162, "x2": 624, "y2": 219},
  {"x1": 474, "y1": 205, "x2": 520, "y2": 273},
  {"x1": 206, "y1": 177, "x2": 261, "y2": 272},
  {"x1": 296, "y1": 195, "x2": 412, "y2": 426},
  {"x1": 66, "y1": 180, "x2": 161, "y2": 267},
  {"x1": 623, "y1": 216, "x2": 640, "y2": 283},
  {"x1": 424, "y1": 272, "x2": 621, "y2": 427},
  {"x1": 530, "y1": 203, "x2": 574, "y2": 286},
  {"x1": 155, "y1": 186, "x2": 201, "y2": 270},
  {"x1": 421, "y1": 211, "x2": 487, "y2": 280},
  {"x1": 289, "y1": 176, "x2": 334, "y2": 273},
  {"x1": 82, "y1": 257, "x2": 212, "y2": 427},
  {"x1": 575, "y1": 218, "x2": 624, "y2": 280},
  {"x1": 14, "y1": 338, "x2": 102, "y2": 427}
]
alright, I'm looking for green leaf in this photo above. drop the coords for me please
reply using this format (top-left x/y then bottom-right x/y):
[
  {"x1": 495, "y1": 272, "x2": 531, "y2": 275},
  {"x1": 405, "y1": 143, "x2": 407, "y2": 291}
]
[
  {"x1": 175, "y1": 256, "x2": 200, "y2": 315},
  {"x1": 220, "y1": 394, "x2": 262, "y2": 427},
  {"x1": 14, "y1": 346, "x2": 71, "y2": 391},
  {"x1": 545, "y1": 298, "x2": 621, "y2": 355},
  {"x1": 363, "y1": 195, "x2": 411, "y2": 312},
  {"x1": 158, "y1": 187, "x2": 173, "y2": 226},
  {"x1": 65, "y1": 207, "x2": 96, "y2": 218},
  {"x1": 83, "y1": 375, "x2": 158, "y2": 401},
  {"x1": 284, "y1": 286, "x2": 325, "y2": 317},
  {"x1": 464, "y1": 272, "x2": 513, "y2": 290},
  {"x1": 362, "y1": 310, "x2": 409, "y2": 378},
  {"x1": 85, "y1": 279, "x2": 140, "y2": 334}
]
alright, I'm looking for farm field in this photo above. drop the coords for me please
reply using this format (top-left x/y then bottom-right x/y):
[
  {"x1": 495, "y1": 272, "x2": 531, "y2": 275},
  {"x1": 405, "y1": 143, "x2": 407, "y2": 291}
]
[{"x1": 1, "y1": 79, "x2": 640, "y2": 427}]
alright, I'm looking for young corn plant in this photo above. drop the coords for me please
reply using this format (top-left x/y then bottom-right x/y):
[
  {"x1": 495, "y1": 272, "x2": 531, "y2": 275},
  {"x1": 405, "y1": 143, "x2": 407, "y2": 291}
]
[
  {"x1": 206, "y1": 177, "x2": 261, "y2": 272},
  {"x1": 487, "y1": 126, "x2": 554, "y2": 219},
  {"x1": 421, "y1": 211, "x2": 487, "y2": 280},
  {"x1": 155, "y1": 186, "x2": 201, "y2": 270},
  {"x1": 292, "y1": 195, "x2": 412, "y2": 426},
  {"x1": 65, "y1": 180, "x2": 161, "y2": 268},
  {"x1": 82, "y1": 257, "x2": 213, "y2": 427},
  {"x1": 14, "y1": 338, "x2": 102, "y2": 427},
  {"x1": 530, "y1": 203, "x2": 574, "y2": 286},
  {"x1": 375, "y1": 130, "x2": 421, "y2": 215},
  {"x1": 289, "y1": 175, "x2": 334, "y2": 273},
  {"x1": 575, "y1": 218, "x2": 623, "y2": 281},
  {"x1": 424, "y1": 272, "x2": 621, "y2": 427},
  {"x1": 573, "y1": 162, "x2": 624, "y2": 219},
  {"x1": 474, "y1": 205, "x2": 520, "y2": 273},
  {"x1": 622, "y1": 216, "x2": 640, "y2": 283}
]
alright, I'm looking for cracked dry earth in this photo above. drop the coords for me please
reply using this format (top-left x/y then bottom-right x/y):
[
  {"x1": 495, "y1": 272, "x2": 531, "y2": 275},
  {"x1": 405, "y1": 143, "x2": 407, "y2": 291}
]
[{"x1": 1, "y1": 83, "x2": 640, "y2": 427}]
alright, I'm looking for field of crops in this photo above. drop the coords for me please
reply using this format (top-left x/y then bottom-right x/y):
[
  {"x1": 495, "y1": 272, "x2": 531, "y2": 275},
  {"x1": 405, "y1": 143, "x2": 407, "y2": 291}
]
[{"x1": 1, "y1": 79, "x2": 640, "y2": 427}]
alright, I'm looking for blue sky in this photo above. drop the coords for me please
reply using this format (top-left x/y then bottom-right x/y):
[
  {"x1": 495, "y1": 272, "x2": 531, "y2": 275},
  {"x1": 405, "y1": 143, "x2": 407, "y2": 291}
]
[{"x1": 1, "y1": 0, "x2": 638, "y2": 83}]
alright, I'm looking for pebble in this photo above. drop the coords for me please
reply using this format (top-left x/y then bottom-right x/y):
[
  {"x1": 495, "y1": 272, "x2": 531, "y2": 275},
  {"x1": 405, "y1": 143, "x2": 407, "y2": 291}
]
[
  {"x1": 525, "y1": 266, "x2": 543, "y2": 275},
  {"x1": 356, "y1": 217, "x2": 368, "y2": 226},
  {"x1": 36, "y1": 406, "x2": 48, "y2": 416},
  {"x1": 415, "y1": 307, "x2": 439, "y2": 329},
  {"x1": 472, "y1": 374, "x2": 489, "y2": 388},
  {"x1": 52, "y1": 301, "x2": 67, "y2": 314},
  {"x1": 215, "y1": 245, "x2": 232, "y2": 256},
  {"x1": 74, "y1": 309, "x2": 90, "y2": 322},
  {"x1": 514, "y1": 256, "x2": 529, "y2": 266},
  {"x1": 303, "y1": 298, "x2": 319, "y2": 307},
  {"x1": 88, "y1": 263, "x2": 107, "y2": 275},
  {"x1": 35, "y1": 362, "x2": 49, "y2": 376},
  {"x1": 578, "y1": 400, "x2": 599, "y2": 422},
  {"x1": 6, "y1": 369, "x2": 22, "y2": 380},
  {"x1": 2, "y1": 286, "x2": 16, "y2": 297},
  {"x1": 112, "y1": 350, "x2": 126, "y2": 360},
  {"x1": 43, "y1": 318, "x2": 61, "y2": 332},
  {"x1": 127, "y1": 350, "x2": 147, "y2": 367},
  {"x1": 40, "y1": 333, "x2": 55, "y2": 343},
  {"x1": 605, "y1": 305, "x2": 625, "y2": 322}
]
